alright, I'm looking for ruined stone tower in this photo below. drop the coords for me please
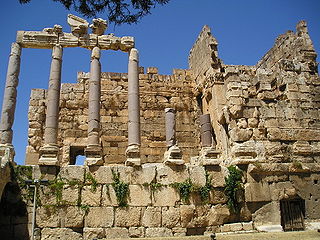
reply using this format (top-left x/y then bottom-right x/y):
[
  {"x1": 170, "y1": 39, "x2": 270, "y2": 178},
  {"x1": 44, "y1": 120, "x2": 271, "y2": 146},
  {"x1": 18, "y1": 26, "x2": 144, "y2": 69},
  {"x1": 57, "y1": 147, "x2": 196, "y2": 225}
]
[{"x1": 0, "y1": 15, "x2": 319, "y2": 240}]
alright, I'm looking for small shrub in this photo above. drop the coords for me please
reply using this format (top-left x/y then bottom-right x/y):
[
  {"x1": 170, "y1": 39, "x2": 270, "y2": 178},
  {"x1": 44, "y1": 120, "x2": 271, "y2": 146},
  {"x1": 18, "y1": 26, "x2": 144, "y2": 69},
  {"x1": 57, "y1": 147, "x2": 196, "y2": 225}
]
[
  {"x1": 224, "y1": 165, "x2": 243, "y2": 213},
  {"x1": 111, "y1": 170, "x2": 129, "y2": 207}
]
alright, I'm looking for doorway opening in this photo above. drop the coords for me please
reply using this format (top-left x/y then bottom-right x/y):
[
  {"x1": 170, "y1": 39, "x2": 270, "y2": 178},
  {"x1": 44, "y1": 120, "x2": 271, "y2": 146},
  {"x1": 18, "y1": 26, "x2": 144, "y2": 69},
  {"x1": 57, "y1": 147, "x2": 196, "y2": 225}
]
[{"x1": 280, "y1": 197, "x2": 305, "y2": 231}]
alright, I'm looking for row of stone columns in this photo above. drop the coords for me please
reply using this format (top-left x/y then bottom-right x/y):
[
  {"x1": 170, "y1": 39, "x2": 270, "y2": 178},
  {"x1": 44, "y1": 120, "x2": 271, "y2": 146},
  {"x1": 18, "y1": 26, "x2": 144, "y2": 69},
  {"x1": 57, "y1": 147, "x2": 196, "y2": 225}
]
[{"x1": 0, "y1": 43, "x2": 217, "y2": 166}]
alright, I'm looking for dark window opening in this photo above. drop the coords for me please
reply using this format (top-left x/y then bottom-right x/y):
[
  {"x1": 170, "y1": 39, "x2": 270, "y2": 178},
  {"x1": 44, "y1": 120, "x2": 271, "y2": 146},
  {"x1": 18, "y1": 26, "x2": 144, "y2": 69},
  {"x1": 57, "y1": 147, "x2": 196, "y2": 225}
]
[
  {"x1": 70, "y1": 146, "x2": 85, "y2": 165},
  {"x1": 196, "y1": 94, "x2": 203, "y2": 114},
  {"x1": 280, "y1": 198, "x2": 305, "y2": 231}
]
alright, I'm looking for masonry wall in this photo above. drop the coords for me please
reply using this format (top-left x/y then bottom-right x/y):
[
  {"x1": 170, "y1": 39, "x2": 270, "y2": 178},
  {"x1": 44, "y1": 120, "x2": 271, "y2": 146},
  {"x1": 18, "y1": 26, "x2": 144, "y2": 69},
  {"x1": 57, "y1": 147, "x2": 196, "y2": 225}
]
[{"x1": 26, "y1": 68, "x2": 201, "y2": 166}]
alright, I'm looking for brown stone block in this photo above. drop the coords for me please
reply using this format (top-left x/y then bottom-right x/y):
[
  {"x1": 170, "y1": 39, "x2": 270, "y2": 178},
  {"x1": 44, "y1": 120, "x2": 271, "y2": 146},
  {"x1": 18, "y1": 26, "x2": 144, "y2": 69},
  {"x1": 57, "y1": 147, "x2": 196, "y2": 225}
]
[
  {"x1": 162, "y1": 207, "x2": 180, "y2": 228},
  {"x1": 85, "y1": 207, "x2": 114, "y2": 227},
  {"x1": 267, "y1": 128, "x2": 320, "y2": 141},
  {"x1": 152, "y1": 186, "x2": 179, "y2": 206},
  {"x1": 81, "y1": 185, "x2": 102, "y2": 206},
  {"x1": 115, "y1": 207, "x2": 142, "y2": 227},
  {"x1": 141, "y1": 206, "x2": 161, "y2": 227}
]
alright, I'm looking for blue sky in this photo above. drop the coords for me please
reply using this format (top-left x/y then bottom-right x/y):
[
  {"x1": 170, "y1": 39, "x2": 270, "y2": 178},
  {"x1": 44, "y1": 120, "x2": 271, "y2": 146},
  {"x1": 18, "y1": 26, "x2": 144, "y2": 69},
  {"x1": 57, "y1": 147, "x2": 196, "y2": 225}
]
[{"x1": 0, "y1": 0, "x2": 319, "y2": 165}]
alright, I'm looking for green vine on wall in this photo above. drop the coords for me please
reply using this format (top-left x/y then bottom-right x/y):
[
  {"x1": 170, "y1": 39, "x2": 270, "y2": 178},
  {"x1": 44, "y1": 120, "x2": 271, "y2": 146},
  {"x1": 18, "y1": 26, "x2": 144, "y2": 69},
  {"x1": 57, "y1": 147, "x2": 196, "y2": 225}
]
[
  {"x1": 224, "y1": 165, "x2": 243, "y2": 213},
  {"x1": 171, "y1": 178, "x2": 193, "y2": 203},
  {"x1": 198, "y1": 172, "x2": 213, "y2": 203},
  {"x1": 111, "y1": 170, "x2": 129, "y2": 207},
  {"x1": 85, "y1": 172, "x2": 98, "y2": 192}
]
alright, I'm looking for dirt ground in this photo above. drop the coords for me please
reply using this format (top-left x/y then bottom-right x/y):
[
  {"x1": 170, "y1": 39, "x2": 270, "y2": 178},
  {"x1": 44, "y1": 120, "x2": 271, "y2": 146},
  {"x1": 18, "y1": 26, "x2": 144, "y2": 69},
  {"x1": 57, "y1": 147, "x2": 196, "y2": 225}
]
[{"x1": 110, "y1": 230, "x2": 320, "y2": 240}]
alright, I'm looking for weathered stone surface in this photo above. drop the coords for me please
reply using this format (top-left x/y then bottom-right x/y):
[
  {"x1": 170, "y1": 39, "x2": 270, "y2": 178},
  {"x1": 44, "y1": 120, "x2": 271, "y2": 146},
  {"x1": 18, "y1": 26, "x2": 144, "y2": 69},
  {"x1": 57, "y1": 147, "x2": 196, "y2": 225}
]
[
  {"x1": 145, "y1": 227, "x2": 173, "y2": 237},
  {"x1": 208, "y1": 204, "x2": 230, "y2": 226},
  {"x1": 85, "y1": 207, "x2": 113, "y2": 227},
  {"x1": 105, "y1": 227, "x2": 129, "y2": 239},
  {"x1": 81, "y1": 185, "x2": 102, "y2": 206},
  {"x1": 83, "y1": 227, "x2": 105, "y2": 240},
  {"x1": 141, "y1": 206, "x2": 161, "y2": 227},
  {"x1": 61, "y1": 206, "x2": 85, "y2": 228},
  {"x1": 128, "y1": 185, "x2": 151, "y2": 206},
  {"x1": 189, "y1": 166, "x2": 206, "y2": 186},
  {"x1": 115, "y1": 207, "x2": 142, "y2": 227},
  {"x1": 41, "y1": 228, "x2": 83, "y2": 240},
  {"x1": 131, "y1": 164, "x2": 156, "y2": 184},
  {"x1": 58, "y1": 165, "x2": 85, "y2": 182},
  {"x1": 162, "y1": 207, "x2": 180, "y2": 228},
  {"x1": 156, "y1": 164, "x2": 189, "y2": 185},
  {"x1": 245, "y1": 182, "x2": 271, "y2": 202},
  {"x1": 152, "y1": 186, "x2": 179, "y2": 206},
  {"x1": 253, "y1": 201, "x2": 281, "y2": 227},
  {"x1": 36, "y1": 207, "x2": 60, "y2": 228},
  {"x1": 129, "y1": 227, "x2": 145, "y2": 238},
  {"x1": 89, "y1": 166, "x2": 113, "y2": 184}
]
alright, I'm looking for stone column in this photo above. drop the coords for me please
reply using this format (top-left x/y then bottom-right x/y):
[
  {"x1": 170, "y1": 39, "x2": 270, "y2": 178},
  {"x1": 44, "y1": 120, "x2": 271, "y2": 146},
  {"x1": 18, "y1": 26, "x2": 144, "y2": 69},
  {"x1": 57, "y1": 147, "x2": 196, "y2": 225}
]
[
  {"x1": 164, "y1": 108, "x2": 183, "y2": 165},
  {"x1": 85, "y1": 46, "x2": 103, "y2": 166},
  {"x1": 165, "y1": 108, "x2": 176, "y2": 148},
  {"x1": 199, "y1": 114, "x2": 220, "y2": 165},
  {"x1": 125, "y1": 48, "x2": 141, "y2": 166},
  {"x1": 0, "y1": 43, "x2": 22, "y2": 162},
  {"x1": 200, "y1": 114, "x2": 213, "y2": 147},
  {"x1": 39, "y1": 44, "x2": 63, "y2": 165}
]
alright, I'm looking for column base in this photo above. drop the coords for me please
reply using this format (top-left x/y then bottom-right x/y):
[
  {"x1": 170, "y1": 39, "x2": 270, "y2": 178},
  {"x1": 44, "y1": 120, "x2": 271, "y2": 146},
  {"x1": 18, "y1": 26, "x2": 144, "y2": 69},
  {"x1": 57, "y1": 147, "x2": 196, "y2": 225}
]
[
  {"x1": 39, "y1": 144, "x2": 59, "y2": 166},
  {"x1": 199, "y1": 147, "x2": 221, "y2": 166},
  {"x1": 164, "y1": 145, "x2": 184, "y2": 165},
  {"x1": 0, "y1": 144, "x2": 15, "y2": 167},
  {"x1": 125, "y1": 145, "x2": 141, "y2": 167},
  {"x1": 85, "y1": 145, "x2": 103, "y2": 166}
]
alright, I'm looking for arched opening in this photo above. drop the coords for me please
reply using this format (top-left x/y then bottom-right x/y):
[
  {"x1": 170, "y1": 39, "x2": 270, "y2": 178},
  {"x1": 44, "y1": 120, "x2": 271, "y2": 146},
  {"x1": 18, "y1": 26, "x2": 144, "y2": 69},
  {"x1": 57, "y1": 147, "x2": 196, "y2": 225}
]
[{"x1": 0, "y1": 182, "x2": 29, "y2": 239}]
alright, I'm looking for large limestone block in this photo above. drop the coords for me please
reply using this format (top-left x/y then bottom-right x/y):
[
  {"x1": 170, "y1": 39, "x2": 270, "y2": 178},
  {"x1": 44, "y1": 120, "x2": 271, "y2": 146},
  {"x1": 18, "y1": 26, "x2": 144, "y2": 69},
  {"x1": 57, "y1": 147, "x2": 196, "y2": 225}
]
[
  {"x1": 142, "y1": 207, "x2": 161, "y2": 227},
  {"x1": 180, "y1": 205, "x2": 195, "y2": 227},
  {"x1": 128, "y1": 185, "x2": 151, "y2": 206},
  {"x1": 207, "y1": 166, "x2": 227, "y2": 187},
  {"x1": 162, "y1": 207, "x2": 180, "y2": 228},
  {"x1": 115, "y1": 165, "x2": 134, "y2": 183},
  {"x1": 85, "y1": 207, "x2": 113, "y2": 227},
  {"x1": 101, "y1": 185, "x2": 118, "y2": 206},
  {"x1": 115, "y1": 207, "x2": 142, "y2": 227},
  {"x1": 61, "y1": 206, "x2": 85, "y2": 228},
  {"x1": 36, "y1": 207, "x2": 60, "y2": 227},
  {"x1": 189, "y1": 166, "x2": 206, "y2": 186},
  {"x1": 267, "y1": 128, "x2": 320, "y2": 141},
  {"x1": 152, "y1": 186, "x2": 179, "y2": 206},
  {"x1": 62, "y1": 185, "x2": 80, "y2": 205},
  {"x1": 145, "y1": 227, "x2": 173, "y2": 237},
  {"x1": 131, "y1": 164, "x2": 156, "y2": 184},
  {"x1": 253, "y1": 201, "x2": 281, "y2": 228},
  {"x1": 81, "y1": 185, "x2": 102, "y2": 206},
  {"x1": 208, "y1": 204, "x2": 230, "y2": 226},
  {"x1": 83, "y1": 228, "x2": 105, "y2": 240},
  {"x1": 245, "y1": 182, "x2": 271, "y2": 202},
  {"x1": 230, "y1": 128, "x2": 253, "y2": 142},
  {"x1": 185, "y1": 205, "x2": 210, "y2": 228},
  {"x1": 156, "y1": 164, "x2": 189, "y2": 185},
  {"x1": 209, "y1": 188, "x2": 228, "y2": 204},
  {"x1": 105, "y1": 227, "x2": 129, "y2": 239},
  {"x1": 59, "y1": 165, "x2": 85, "y2": 182},
  {"x1": 89, "y1": 166, "x2": 113, "y2": 184},
  {"x1": 129, "y1": 227, "x2": 145, "y2": 238},
  {"x1": 41, "y1": 228, "x2": 83, "y2": 240}
]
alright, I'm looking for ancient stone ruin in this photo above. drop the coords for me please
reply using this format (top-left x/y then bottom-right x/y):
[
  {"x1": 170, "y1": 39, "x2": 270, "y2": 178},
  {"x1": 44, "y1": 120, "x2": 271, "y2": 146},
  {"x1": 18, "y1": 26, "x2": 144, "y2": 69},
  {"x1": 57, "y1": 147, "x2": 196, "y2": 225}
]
[{"x1": 0, "y1": 15, "x2": 319, "y2": 240}]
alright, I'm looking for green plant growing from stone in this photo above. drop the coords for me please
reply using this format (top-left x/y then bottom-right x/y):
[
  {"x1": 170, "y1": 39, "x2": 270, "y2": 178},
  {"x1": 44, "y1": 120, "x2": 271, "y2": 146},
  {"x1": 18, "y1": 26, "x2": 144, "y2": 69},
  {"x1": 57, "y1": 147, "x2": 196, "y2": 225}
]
[
  {"x1": 111, "y1": 170, "x2": 129, "y2": 207},
  {"x1": 198, "y1": 172, "x2": 213, "y2": 203},
  {"x1": 224, "y1": 165, "x2": 243, "y2": 213},
  {"x1": 85, "y1": 172, "x2": 98, "y2": 192},
  {"x1": 171, "y1": 178, "x2": 193, "y2": 203},
  {"x1": 292, "y1": 160, "x2": 303, "y2": 169},
  {"x1": 48, "y1": 178, "x2": 65, "y2": 205}
]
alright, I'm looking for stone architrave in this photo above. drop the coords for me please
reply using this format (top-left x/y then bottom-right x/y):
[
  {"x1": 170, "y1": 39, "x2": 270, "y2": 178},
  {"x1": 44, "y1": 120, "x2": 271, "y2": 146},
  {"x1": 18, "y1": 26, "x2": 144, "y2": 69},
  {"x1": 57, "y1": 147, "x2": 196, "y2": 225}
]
[
  {"x1": 199, "y1": 114, "x2": 220, "y2": 165},
  {"x1": 85, "y1": 46, "x2": 103, "y2": 166},
  {"x1": 163, "y1": 108, "x2": 184, "y2": 165},
  {"x1": 0, "y1": 43, "x2": 22, "y2": 162},
  {"x1": 125, "y1": 48, "x2": 141, "y2": 166},
  {"x1": 39, "y1": 44, "x2": 63, "y2": 165}
]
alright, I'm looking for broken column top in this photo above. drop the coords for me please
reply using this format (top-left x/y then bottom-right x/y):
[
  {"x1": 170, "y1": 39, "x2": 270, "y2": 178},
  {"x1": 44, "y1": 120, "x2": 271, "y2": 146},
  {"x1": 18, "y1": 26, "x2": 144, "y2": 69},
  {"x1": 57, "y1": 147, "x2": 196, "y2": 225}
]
[{"x1": 16, "y1": 14, "x2": 134, "y2": 52}]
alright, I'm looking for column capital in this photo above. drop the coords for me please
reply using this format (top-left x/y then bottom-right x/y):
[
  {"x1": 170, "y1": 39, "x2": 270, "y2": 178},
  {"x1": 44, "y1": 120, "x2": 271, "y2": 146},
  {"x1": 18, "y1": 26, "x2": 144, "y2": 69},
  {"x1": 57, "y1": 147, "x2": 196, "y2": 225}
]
[
  {"x1": 129, "y1": 48, "x2": 139, "y2": 61},
  {"x1": 91, "y1": 46, "x2": 101, "y2": 60},
  {"x1": 10, "y1": 42, "x2": 22, "y2": 56}
]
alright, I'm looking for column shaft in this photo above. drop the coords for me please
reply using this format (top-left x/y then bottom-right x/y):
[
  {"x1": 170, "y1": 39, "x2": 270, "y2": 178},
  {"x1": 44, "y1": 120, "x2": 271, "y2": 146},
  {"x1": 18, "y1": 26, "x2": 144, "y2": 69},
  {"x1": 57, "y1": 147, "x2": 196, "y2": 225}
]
[
  {"x1": 44, "y1": 44, "x2": 63, "y2": 145},
  {"x1": 88, "y1": 47, "x2": 101, "y2": 146},
  {"x1": 165, "y1": 108, "x2": 176, "y2": 147},
  {"x1": 0, "y1": 43, "x2": 22, "y2": 144},
  {"x1": 127, "y1": 48, "x2": 140, "y2": 147},
  {"x1": 200, "y1": 114, "x2": 213, "y2": 147}
]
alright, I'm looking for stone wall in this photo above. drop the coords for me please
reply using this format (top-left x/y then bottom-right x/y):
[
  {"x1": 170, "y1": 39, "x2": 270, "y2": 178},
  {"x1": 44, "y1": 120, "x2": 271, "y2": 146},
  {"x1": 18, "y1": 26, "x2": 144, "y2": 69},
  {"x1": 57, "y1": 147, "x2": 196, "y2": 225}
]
[{"x1": 26, "y1": 68, "x2": 200, "y2": 166}]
